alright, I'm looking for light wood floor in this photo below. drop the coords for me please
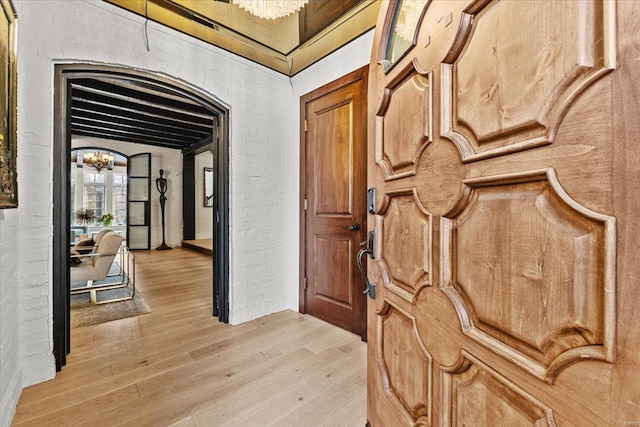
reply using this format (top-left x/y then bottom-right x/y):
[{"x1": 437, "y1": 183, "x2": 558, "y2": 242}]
[{"x1": 12, "y1": 248, "x2": 366, "y2": 426}]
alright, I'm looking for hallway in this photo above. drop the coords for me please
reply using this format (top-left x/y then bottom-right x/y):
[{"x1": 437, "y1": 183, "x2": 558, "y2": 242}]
[{"x1": 12, "y1": 248, "x2": 366, "y2": 426}]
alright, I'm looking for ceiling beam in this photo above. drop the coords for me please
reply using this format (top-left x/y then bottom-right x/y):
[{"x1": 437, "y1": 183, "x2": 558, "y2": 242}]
[
  {"x1": 71, "y1": 78, "x2": 213, "y2": 116},
  {"x1": 182, "y1": 135, "x2": 214, "y2": 154},
  {"x1": 71, "y1": 128, "x2": 187, "y2": 149},
  {"x1": 71, "y1": 116, "x2": 201, "y2": 144},
  {"x1": 70, "y1": 108, "x2": 211, "y2": 139},
  {"x1": 71, "y1": 120, "x2": 196, "y2": 144},
  {"x1": 71, "y1": 101, "x2": 213, "y2": 133},
  {"x1": 71, "y1": 89, "x2": 214, "y2": 127}
]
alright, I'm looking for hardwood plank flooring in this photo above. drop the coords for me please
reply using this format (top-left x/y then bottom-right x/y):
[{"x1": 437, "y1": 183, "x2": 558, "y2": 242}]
[{"x1": 12, "y1": 248, "x2": 366, "y2": 426}]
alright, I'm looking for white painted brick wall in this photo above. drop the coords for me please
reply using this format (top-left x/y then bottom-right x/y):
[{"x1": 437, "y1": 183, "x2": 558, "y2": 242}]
[
  {"x1": 15, "y1": 93, "x2": 57, "y2": 389},
  {"x1": 0, "y1": 210, "x2": 22, "y2": 427},
  {"x1": 228, "y1": 84, "x2": 291, "y2": 323}
]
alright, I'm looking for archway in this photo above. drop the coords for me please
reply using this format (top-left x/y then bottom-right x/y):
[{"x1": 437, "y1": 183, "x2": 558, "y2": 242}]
[{"x1": 52, "y1": 63, "x2": 230, "y2": 370}]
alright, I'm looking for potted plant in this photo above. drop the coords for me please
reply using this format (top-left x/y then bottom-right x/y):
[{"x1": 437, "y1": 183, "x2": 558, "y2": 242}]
[
  {"x1": 98, "y1": 212, "x2": 114, "y2": 226},
  {"x1": 74, "y1": 208, "x2": 95, "y2": 225}
]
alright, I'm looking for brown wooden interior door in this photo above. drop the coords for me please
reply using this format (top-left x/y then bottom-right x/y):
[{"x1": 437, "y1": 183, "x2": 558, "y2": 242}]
[
  {"x1": 366, "y1": 0, "x2": 640, "y2": 425},
  {"x1": 302, "y1": 67, "x2": 368, "y2": 339}
]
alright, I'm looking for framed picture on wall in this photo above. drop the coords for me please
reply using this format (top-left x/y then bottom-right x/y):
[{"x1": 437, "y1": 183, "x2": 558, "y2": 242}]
[
  {"x1": 0, "y1": 0, "x2": 17, "y2": 209},
  {"x1": 204, "y1": 167, "x2": 214, "y2": 207}
]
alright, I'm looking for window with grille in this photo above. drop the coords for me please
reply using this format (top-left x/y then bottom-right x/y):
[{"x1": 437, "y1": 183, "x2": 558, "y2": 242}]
[
  {"x1": 70, "y1": 170, "x2": 76, "y2": 216},
  {"x1": 84, "y1": 171, "x2": 106, "y2": 218},
  {"x1": 113, "y1": 173, "x2": 127, "y2": 225}
]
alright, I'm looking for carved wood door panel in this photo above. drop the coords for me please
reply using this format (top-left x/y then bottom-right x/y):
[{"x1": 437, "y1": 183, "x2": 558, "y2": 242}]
[
  {"x1": 366, "y1": 1, "x2": 640, "y2": 425},
  {"x1": 302, "y1": 67, "x2": 368, "y2": 339}
]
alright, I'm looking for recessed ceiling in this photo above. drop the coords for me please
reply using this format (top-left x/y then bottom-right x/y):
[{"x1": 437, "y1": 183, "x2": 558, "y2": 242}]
[{"x1": 104, "y1": 0, "x2": 380, "y2": 75}]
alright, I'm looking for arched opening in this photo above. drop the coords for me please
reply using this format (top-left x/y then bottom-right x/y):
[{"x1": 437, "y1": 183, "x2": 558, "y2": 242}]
[{"x1": 53, "y1": 63, "x2": 230, "y2": 370}]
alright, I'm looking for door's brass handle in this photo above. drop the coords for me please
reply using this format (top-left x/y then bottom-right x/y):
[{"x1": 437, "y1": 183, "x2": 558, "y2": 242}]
[
  {"x1": 357, "y1": 246, "x2": 375, "y2": 299},
  {"x1": 357, "y1": 232, "x2": 376, "y2": 299},
  {"x1": 343, "y1": 223, "x2": 360, "y2": 231}
]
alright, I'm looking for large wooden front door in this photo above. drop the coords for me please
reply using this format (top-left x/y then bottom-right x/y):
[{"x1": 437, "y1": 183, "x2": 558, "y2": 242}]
[
  {"x1": 302, "y1": 66, "x2": 368, "y2": 339},
  {"x1": 366, "y1": 1, "x2": 640, "y2": 425}
]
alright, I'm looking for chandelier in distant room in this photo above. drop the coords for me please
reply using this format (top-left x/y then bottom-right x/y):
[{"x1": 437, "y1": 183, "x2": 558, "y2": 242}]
[
  {"x1": 233, "y1": 0, "x2": 309, "y2": 20},
  {"x1": 83, "y1": 150, "x2": 114, "y2": 173}
]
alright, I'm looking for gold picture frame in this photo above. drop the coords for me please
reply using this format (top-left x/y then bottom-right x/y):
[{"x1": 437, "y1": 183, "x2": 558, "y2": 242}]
[{"x1": 0, "y1": 0, "x2": 17, "y2": 209}]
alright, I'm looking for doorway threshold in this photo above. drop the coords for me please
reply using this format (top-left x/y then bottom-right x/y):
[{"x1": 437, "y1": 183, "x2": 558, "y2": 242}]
[{"x1": 182, "y1": 238, "x2": 213, "y2": 256}]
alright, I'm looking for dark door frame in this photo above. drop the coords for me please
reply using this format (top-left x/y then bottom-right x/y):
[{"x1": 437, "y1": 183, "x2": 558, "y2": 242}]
[
  {"x1": 182, "y1": 143, "x2": 218, "y2": 314},
  {"x1": 53, "y1": 63, "x2": 230, "y2": 370}
]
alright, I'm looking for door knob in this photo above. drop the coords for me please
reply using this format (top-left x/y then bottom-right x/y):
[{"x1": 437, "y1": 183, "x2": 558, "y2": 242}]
[{"x1": 342, "y1": 223, "x2": 360, "y2": 231}]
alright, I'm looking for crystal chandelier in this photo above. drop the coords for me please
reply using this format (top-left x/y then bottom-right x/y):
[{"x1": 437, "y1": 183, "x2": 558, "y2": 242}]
[
  {"x1": 82, "y1": 150, "x2": 114, "y2": 173},
  {"x1": 233, "y1": 0, "x2": 309, "y2": 20}
]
